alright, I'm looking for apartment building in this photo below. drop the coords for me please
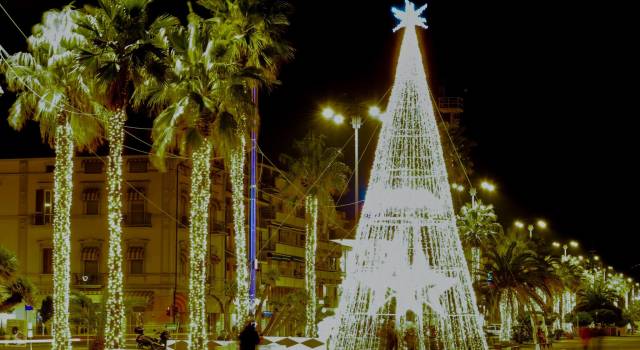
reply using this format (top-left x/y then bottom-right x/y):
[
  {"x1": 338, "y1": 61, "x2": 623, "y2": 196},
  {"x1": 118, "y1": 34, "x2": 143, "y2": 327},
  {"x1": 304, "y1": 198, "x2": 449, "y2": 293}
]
[{"x1": 0, "y1": 155, "x2": 349, "y2": 336}]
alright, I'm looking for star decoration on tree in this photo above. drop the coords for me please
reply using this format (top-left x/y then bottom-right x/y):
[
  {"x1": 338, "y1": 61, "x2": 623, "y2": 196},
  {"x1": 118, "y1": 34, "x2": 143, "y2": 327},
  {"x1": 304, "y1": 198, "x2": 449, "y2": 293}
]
[{"x1": 392, "y1": 0, "x2": 428, "y2": 32}]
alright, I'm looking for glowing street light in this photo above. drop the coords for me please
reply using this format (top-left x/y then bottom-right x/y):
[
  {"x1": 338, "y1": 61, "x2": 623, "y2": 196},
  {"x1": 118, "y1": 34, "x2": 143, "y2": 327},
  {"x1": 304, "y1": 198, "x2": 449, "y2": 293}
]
[
  {"x1": 451, "y1": 183, "x2": 465, "y2": 192},
  {"x1": 514, "y1": 220, "x2": 524, "y2": 229},
  {"x1": 553, "y1": 240, "x2": 579, "y2": 261},
  {"x1": 515, "y1": 219, "x2": 547, "y2": 239},
  {"x1": 321, "y1": 104, "x2": 382, "y2": 219},
  {"x1": 480, "y1": 181, "x2": 496, "y2": 192},
  {"x1": 537, "y1": 220, "x2": 548, "y2": 229}
]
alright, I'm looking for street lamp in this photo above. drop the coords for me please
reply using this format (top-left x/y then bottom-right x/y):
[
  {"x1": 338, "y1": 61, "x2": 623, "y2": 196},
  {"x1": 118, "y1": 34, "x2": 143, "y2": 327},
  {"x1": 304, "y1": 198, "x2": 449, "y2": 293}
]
[
  {"x1": 552, "y1": 240, "x2": 579, "y2": 261},
  {"x1": 322, "y1": 104, "x2": 382, "y2": 220},
  {"x1": 514, "y1": 219, "x2": 547, "y2": 239}
]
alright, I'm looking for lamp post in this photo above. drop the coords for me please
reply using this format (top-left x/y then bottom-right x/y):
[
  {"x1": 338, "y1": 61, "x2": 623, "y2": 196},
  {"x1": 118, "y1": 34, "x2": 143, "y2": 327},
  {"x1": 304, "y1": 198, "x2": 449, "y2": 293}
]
[
  {"x1": 322, "y1": 105, "x2": 381, "y2": 220},
  {"x1": 552, "y1": 240, "x2": 579, "y2": 262},
  {"x1": 514, "y1": 219, "x2": 547, "y2": 239},
  {"x1": 451, "y1": 180, "x2": 495, "y2": 208}
]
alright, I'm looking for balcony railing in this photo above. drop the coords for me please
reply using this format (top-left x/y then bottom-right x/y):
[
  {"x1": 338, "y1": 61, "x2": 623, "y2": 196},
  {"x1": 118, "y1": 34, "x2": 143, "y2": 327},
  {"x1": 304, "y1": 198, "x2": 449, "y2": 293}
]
[
  {"x1": 74, "y1": 273, "x2": 103, "y2": 287},
  {"x1": 32, "y1": 213, "x2": 52, "y2": 225},
  {"x1": 123, "y1": 213, "x2": 152, "y2": 227}
]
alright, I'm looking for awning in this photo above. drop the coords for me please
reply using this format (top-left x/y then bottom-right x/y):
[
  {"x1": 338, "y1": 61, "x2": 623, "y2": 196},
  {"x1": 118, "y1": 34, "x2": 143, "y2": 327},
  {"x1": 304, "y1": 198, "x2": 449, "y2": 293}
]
[
  {"x1": 82, "y1": 188, "x2": 100, "y2": 201},
  {"x1": 127, "y1": 187, "x2": 145, "y2": 201},
  {"x1": 267, "y1": 253, "x2": 304, "y2": 263},
  {"x1": 127, "y1": 246, "x2": 145, "y2": 260},
  {"x1": 81, "y1": 247, "x2": 99, "y2": 261}
]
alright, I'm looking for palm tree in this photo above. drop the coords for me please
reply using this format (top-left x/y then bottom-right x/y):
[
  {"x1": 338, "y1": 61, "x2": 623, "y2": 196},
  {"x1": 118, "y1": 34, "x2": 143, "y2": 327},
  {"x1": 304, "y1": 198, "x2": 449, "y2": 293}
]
[
  {"x1": 74, "y1": 2, "x2": 178, "y2": 348},
  {"x1": 0, "y1": 278, "x2": 37, "y2": 313},
  {"x1": 280, "y1": 132, "x2": 350, "y2": 338},
  {"x1": 0, "y1": 246, "x2": 18, "y2": 282},
  {"x1": 133, "y1": 10, "x2": 254, "y2": 350},
  {"x1": 479, "y1": 236, "x2": 557, "y2": 343},
  {"x1": 552, "y1": 257, "x2": 583, "y2": 329},
  {"x1": 197, "y1": 0, "x2": 293, "y2": 325},
  {"x1": 1, "y1": 7, "x2": 102, "y2": 350},
  {"x1": 457, "y1": 199, "x2": 501, "y2": 280}
]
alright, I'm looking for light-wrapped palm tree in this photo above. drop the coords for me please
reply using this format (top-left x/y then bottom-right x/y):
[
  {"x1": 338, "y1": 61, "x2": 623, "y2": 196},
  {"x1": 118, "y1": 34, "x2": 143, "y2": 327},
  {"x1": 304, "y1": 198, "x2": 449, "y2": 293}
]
[
  {"x1": 280, "y1": 132, "x2": 350, "y2": 337},
  {"x1": 479, "y1": 236, "x2": 559, "y2": 343},
  {"x1": 74, "y1": 2, "x2": 178, "y2": 347},
  {"x1": 133, "y1": 10, "x2": 254, "y2": 350},
  {"x1": 1, "y1": 7, "x2": 102, "y2": 350},
  {"x1": 457, "y1": 199, "x2": 501, "y2": 279},
  {"x1": 197, "y1": 0, "x2": 293, "y2": 324}
]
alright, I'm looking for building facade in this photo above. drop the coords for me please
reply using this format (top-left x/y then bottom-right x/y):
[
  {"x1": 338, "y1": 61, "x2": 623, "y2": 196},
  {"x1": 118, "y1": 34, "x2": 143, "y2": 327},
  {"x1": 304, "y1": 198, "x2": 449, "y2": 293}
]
[{"x1": 0, "y1": 155, "x2": 349, "y2": 337}]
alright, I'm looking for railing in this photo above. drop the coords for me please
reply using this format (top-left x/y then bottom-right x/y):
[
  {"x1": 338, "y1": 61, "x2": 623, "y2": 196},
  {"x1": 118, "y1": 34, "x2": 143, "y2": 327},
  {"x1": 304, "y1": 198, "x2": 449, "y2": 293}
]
[
  {"x1": 32, "y1": 213, "x2": 52, "y2": 225},
  {"x1": 437, "y1": 97, "x2": 464, "y2": 111},
  {"x1": 123, "y1": 213, "x2": 152, "y2": 227},
  {"x1": 74, "y1": 273, "x2": 103, "y2": 286}
]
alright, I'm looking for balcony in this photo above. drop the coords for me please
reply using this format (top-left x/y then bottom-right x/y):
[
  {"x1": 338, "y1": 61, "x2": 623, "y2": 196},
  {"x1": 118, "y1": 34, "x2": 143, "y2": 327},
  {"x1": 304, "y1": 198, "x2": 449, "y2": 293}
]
[
  {"x1": 210, "y1": 220, "x2": 225, "y2": 234},
  {"x1": 123, "y1": 213, "x2": 152, "y2": 227},
  {"x1": 74, "y1": 273, "x2": 104, "y2": 287},
  {"x1": 437, "y1": 97, "x2": 464, "y2": 113},
  {"x1": 32, "y1": 213, "x2": 52, "y2": 225}
]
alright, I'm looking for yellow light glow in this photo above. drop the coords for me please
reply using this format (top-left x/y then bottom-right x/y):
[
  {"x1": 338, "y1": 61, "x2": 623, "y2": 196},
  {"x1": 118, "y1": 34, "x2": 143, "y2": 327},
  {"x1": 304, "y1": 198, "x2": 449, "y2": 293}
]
[
  {"x1": 536, "y1": 220, "x2": 547, "y2": 229},
  {"x1": 569, "y1": 241, "x2": 579, "y2": 248},
  {"x1": 608, "y1": 266, "x2": 613, "y2": 270},
  {"x1": 333, "y1": 114, "x2": 345, "y2": 125},
  {"x1": 104, "y1": 110, "x2": 126, "y2": 350},
  {"x1": 322, "y1": 107, "x2": 334, "y2": 119},
  {"x1": 514, "y1": 221, "x2": 524, "y2": 228},
  {"x1": 594, "y1": 256, "x2": 600, "y2": 261},
  {"x1": 480, "y1": 181, "x2": 495, "y2": 192},
  {"x1": 552, "y1": 242, "x2": 560, "y2": 248},
  {"x1": 368, "y1": 105, "x2": 381, "y2": 118},
  {"x1": 51, "y1": 120, "x2": 73, "y2": 350},
  {"x1": 578, "y1": 255, "x2": 583, "y2": 260},
  {"x1": 187, "y1": 142, "x2": 212, "y2": 350}
]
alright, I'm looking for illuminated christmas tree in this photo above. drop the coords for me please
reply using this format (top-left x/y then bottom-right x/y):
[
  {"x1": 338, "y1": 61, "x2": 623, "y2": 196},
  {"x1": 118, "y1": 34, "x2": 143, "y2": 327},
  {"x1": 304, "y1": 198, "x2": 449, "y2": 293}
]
[{"x1": 329, "y1": 2, "x2": 487, "y2": 349}]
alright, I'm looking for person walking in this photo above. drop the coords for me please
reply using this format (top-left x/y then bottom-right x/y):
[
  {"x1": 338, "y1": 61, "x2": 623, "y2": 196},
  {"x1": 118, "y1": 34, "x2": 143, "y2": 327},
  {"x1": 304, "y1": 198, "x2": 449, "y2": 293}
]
[{"x1": 239, "y1": 321, "x2": 261, "y2": 350}]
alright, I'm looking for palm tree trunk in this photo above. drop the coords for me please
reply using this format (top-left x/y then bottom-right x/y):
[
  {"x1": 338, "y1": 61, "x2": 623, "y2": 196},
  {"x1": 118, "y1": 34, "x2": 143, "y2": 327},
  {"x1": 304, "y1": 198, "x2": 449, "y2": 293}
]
[
  {"x1": 104, "y1": 110, "x2": 126, "y2": 350},
  {"x1": 471, "y1": 246, "x2": 481, "y2": 281},
  {"x1": 51, "y1": 119, "x2": 74, "y2": 350},
  {"x1": 305, "y1": 195, "x2": 318, "y2": 338},
  {"x1": 230, "y1": 139, "x2": 250, "y2": 326},
  {"x1": 187, "y1": 142, "x2": 212, "y2": 350},
  {"x1": 499, "y1": 292, "x2": 516, "y2": 342}
]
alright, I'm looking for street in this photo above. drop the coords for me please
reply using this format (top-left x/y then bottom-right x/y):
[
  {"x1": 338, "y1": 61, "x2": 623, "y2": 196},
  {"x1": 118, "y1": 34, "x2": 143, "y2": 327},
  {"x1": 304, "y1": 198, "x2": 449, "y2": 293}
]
[{"x1": 518, "y1": 335, "x2": 640, "y2": 350}]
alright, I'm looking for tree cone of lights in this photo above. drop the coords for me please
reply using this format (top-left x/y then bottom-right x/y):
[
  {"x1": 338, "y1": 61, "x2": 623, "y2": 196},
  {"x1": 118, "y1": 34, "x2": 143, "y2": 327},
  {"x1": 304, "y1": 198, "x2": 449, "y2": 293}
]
[
  {"x1": 104, "y1": 110, "x2": 126, "y2": 350},
  {"x1": 188, "y1": 142, "x2": 212, "y2": 350},
  {"x1": 51, "y1": 120, "x2": 74, "y2": 350},
  {"x1": 329, "y1": 2, "x2": 487, "y2": 349}
]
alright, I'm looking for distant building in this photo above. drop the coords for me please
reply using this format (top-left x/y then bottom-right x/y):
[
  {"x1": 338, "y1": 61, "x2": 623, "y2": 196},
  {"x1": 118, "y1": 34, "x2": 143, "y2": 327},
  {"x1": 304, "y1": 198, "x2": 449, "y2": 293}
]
[{"x1": 0, "y1": 155, "x2": 350, "y2": 336}]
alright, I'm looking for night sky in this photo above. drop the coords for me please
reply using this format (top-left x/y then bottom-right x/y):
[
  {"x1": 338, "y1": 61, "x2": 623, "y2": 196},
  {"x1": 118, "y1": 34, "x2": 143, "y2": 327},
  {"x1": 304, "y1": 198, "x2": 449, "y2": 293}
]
[{"x1": 1, "y1": 1, "x2": 637, "y2": 276}]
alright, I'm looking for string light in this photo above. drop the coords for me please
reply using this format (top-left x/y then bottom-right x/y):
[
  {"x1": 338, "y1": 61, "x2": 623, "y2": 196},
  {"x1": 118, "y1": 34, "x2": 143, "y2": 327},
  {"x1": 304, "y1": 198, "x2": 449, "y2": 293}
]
[
  {"x1": 329, "y1": 2, "x2": 487, "y2": 349},
  {"x1": 499, "y1": 294, "x2": 517, "y2": 342},
  {"x1": 305, "y1": 195, "x2": 318, "y2": 337},
  {"x1": 51, "y1": 119, "x2": 73, "y2": 350},
  {"x1": 230, "y1": 137, "x2": 251, "y2": 326},
  {"x1": 104, "y1": 110, "x2": 126, "y2": 350},
  {"x1": 187, "y1": 142, "x2": 212, "y2": 350}
]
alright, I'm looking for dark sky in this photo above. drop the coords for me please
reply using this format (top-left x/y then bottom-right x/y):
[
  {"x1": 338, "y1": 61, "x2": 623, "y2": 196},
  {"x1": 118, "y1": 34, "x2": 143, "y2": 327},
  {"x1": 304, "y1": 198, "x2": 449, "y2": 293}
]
[{"x1": 1, "y1": 1, "x2": 637, "y2": 276}]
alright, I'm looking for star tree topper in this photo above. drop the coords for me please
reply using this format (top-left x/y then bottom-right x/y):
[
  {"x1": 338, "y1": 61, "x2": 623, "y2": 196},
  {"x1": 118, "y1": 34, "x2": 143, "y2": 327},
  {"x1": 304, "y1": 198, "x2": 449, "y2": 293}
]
[{"x1": 392, "y1": 1, "x2": 428, "y2": 32}]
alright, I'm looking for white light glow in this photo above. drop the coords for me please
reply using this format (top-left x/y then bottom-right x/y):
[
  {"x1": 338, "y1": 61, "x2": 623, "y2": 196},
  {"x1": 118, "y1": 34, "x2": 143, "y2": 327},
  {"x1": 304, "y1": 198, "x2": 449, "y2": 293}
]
[
  {"x1": 329, "y1": 3, "x2": 487, "y2": 348},
  {"x1": 322, "y1": 107, "x2": 335, "y2": 119},
  {"x1": 187, "y1": 142, "x2": 212, "y2": 350},
  {"x1": 51, "y1": 120, "x2": 73, "y2": 350},
  {"x1": 230, "y1": 138, "x2": 251, "y2": 326},
  {"x1": 333, "y1": 114, "x2": 345, "y2": 125},
  {"x1": 104, "y1": 110, "x2": 126, "y2": 350}
]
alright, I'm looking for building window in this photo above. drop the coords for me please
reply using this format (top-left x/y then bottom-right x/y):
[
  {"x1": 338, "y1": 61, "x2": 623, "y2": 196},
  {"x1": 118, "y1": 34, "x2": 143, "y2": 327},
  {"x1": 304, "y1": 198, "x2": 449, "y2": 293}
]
[
  {"x1": 125, "y1": 187, "x2": 150, "y2": 226},
  {"x1": 80, "y1": 247, "x2": 100, "y2": 284},
  {"x1": 82, "y1": 188, "x2": 100, "y2": 215},
  {"x1": 128, "y1": 159, "x2": 148, "y2": 173},
  {"x1": 45, "y1": 165, "x2": 55, "y2": 173},
  {"x1": 34, "y1": 189, "x2": 53, "y2": 225},
  {"x1": 127, "y1": 246, "x2": 145, "y2": 274},
  {"x1": 180, "y1": 193, "x2": 189, "y2": 227},
  {"x1": 42, "y1": 248, "x2": 53, "y2": 274},
  {"x1": 83, "y1": 160, "x2": 103, "y2": 174}
]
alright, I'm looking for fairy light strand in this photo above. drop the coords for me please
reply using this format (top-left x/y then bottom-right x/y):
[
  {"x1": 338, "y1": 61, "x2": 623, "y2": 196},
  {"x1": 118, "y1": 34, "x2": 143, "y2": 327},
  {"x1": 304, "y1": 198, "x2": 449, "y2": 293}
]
[
  {"x1": 305, "y1": 195, "x2": 319, "y2": 337},
  {"x1": 187, "y1": 142, "x2": 212, "y2": 350},
  {"x1": 104, "y1": 110, "x2": 126, "y2": 350},
  {"x1": 230, "y1": 137, "x2": 251, "y2": 326},
  {"x1": 51, "y1": 119, "x2": 73, "y2": 350}
]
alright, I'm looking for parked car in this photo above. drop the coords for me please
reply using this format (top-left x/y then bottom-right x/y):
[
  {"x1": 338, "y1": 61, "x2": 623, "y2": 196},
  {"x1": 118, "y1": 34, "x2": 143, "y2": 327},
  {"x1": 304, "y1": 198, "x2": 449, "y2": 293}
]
[{"x1": 484, "y1": 324, "x2": 501, "y2": 337}]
